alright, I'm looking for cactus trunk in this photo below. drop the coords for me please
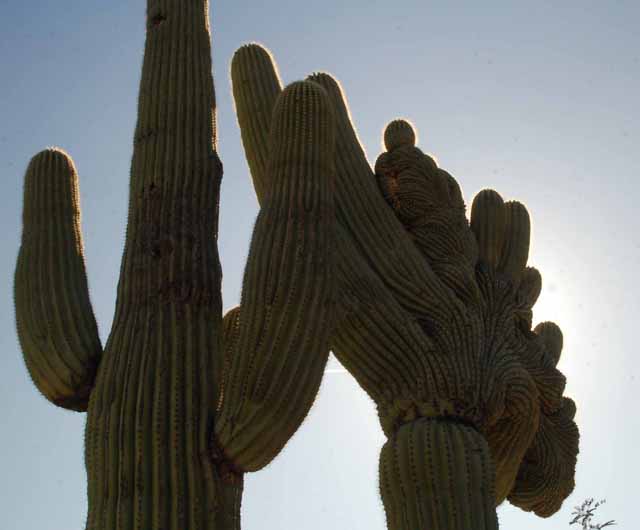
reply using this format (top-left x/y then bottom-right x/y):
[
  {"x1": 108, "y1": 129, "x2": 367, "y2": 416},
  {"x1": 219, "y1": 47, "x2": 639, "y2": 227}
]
[
  {"x1": 84, "y1": 1, "x2": 241, "y2": 528},
  {"x1": 85, "y1": 302, "x2": 242, "y2": 530},
  {"x1": 380, "y1": 419, "x2": 498, "y2": 530}
]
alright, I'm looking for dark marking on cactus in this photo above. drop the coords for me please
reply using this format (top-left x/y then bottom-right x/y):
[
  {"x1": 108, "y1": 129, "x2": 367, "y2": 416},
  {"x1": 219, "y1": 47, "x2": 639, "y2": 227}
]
[{"x1": 147, "y1": 7, "x2": 166, "y2": 29}]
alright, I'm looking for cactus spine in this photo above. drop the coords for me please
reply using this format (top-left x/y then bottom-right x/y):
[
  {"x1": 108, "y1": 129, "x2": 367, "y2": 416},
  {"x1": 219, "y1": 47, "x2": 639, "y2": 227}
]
[
  {"x1": 232, "y1": 44, "x2": 579, "y2": 529},
  {"x1": 15, "y1": 2, "x2": 335, "y2": 529}
]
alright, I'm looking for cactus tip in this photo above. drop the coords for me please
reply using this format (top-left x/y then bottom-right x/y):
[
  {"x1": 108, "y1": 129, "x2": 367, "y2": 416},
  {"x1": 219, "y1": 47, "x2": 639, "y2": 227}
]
[{"x1": 384, "y1": 119, "x2": 417, "y2": 151}]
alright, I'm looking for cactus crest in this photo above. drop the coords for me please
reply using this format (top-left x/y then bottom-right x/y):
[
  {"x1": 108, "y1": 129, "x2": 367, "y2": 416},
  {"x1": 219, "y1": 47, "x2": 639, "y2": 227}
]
[{"x1": 228, "y1": 45, "x2": 579, "y2": 525}]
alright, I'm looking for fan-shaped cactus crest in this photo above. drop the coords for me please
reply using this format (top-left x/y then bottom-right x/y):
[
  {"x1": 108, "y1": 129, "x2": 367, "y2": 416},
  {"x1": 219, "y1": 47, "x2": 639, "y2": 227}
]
[{"x1": 232, "y1": 43, "x2": 579, "y2": 530}]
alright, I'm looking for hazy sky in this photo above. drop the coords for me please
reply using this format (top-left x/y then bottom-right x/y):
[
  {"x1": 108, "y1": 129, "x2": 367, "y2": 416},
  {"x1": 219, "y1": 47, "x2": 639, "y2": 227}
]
[{"x1": 1, "y1": 1, "x2": 638, "y2": 529}]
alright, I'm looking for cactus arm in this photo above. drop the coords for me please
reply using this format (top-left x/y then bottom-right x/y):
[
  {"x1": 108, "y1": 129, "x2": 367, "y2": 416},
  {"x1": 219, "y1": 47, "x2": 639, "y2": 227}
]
[
  {"x1": 215, "y1": 80, "x2": 336, "y2": 472},
  {"x1": 231, "y1": 44, "x2": 283, "y2": 204},
  {"x1": 15, "y1": 148, "x2": 102, "y2": 411}
]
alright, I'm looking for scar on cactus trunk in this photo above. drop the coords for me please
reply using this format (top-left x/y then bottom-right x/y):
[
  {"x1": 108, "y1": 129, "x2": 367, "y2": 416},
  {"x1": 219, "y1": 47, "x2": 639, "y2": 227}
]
[{"x1": 15, "y1": 1, "x2": 336, "y2": 529}]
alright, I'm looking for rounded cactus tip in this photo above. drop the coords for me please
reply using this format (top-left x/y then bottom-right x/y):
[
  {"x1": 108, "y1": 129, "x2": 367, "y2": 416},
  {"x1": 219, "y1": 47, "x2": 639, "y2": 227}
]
[
  {"x1": 272, "y1": 80, "x2": 334, "y2": 151},
  {"x1": 274, "y1": 80, "x2": 333, "y2": 134},
  {"x1": 383, "y1": 118, "x2": 417, "y2": 152},
  {"x1": 473, "y1": 188, "x2": 504, "y2": 204},
  {"x1": 306, "y1": 72, "x2": 344, "y2": 100},
  {"x1": 27, "y1": 147, "x2": 76, "y2": 178},
  {"x1": 535, "y1": 321, "x2": 564, "y2": 366},
  {"x1": 563, "y1": 397, "x2": 577, "y2": 420},
  {"x1": 280, "y1": 79, "x2": 328, "y2": 102},
  {"x1": 232, "y1": 42, "x2": 274, "y2": 64},
  {"x1": 31, "y1": 146, "x2": 73, "y2": 164}
]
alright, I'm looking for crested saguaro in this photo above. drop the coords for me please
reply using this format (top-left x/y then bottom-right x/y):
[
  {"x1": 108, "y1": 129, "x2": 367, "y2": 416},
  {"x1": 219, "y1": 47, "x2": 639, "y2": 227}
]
[{"x1": 231, "y1": 45, "x2": 579, "y2": 530}]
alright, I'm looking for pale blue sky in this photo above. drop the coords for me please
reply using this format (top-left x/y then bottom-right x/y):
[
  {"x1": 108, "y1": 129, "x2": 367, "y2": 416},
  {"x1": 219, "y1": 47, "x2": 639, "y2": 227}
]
[{"x1": 1, "y1": 1, "x2": 637, "y2": 528}]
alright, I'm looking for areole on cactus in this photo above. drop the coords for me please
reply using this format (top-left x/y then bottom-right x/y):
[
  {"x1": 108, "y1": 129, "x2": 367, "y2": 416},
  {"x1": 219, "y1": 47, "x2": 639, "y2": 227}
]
[{"x1": 14, "y1": 1, "x2": 578, "y2": 530}]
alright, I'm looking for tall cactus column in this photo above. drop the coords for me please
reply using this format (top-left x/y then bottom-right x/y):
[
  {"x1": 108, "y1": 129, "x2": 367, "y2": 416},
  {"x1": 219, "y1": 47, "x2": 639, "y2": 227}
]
[
  {"x1": 15, "y1": 1, "x2": 337, "y2": 529},
  {"x1": 84, "y1": 2, "x2": 234, "y2": 528}
]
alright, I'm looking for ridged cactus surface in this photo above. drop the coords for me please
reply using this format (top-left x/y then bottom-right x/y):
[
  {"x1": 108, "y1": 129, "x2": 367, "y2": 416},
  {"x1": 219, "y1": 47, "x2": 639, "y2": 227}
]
[
  {"x1": 15, "y1": 2, "x2": 335, "y2": 529},
  {"x1": 213, "y1": 80, "x2": 336, "y2": 472},
  {"x1": 231, "y1": 44, "x2": 579, "y2": 529},
  {"x1": 15, "y1": 149, "x2": 102, "y2": 411},
  {"x1": 380, "y1": 419, "x2": 498, "y2": 529}
]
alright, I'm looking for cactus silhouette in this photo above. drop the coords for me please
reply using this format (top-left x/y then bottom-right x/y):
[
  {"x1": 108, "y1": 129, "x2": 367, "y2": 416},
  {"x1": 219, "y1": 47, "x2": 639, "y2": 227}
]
[
  {"x1": 15, "y1": 2, "x2": 336, "y2": 529},
  {"x1": 231, "y1": 45, "x2": 579, "y2": 529}
]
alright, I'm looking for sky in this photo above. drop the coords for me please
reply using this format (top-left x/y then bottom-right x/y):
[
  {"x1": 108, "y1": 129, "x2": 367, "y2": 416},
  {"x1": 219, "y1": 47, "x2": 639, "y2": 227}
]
[{"x1": 0, "y1": 0, "x2": 638, "y2": 528}]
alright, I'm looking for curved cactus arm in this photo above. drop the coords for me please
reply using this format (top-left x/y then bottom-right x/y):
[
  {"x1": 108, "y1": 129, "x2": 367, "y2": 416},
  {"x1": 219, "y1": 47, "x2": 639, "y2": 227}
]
[
  {"x1": 215, "y1": 80, "x2": 336, "y2": 472},
  {"x1": 15, "y1": 148, "x2": 102, "y2": 411}
]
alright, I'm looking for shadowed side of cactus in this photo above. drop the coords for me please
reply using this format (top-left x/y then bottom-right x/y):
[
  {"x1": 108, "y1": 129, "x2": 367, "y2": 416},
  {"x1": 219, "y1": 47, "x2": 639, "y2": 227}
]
[
  {"x1": 231, "y1": 44, "x2": 579, "y2": 530},
  {"x1": 15, "y1": 2, "x2": 336, "y2": 529}
]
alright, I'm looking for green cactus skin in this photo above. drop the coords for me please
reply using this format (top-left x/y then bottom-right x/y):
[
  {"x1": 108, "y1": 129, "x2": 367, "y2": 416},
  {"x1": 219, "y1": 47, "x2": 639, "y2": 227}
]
[
  {"x1": 380, "y1": 419, "x2": 497, "y2": 530},
  {"x1": 231, "y1": 45, "x2": 282, "y2": 204},
  {"x1": 15, "y1": 149, "x2": 102, "y2": 411},
  {"x1": 214, "y1": 79, "x2": 336, "y2": 471},
  {"x1": 15, "y1": 3, "x2": 335, "y2": 529},
  {"x1": 231, "y1": 44, "x2": 579, "y2": 529}
]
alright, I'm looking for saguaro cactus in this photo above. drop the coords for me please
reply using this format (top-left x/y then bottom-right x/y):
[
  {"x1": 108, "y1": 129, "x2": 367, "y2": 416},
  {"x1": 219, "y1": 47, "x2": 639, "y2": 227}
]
[
  {"x1": 15, "y1": 2, "x2": 336, "y2": 529},
  {"x1": 231, "y1": 45, "x2": 579, "y2": 529}
]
